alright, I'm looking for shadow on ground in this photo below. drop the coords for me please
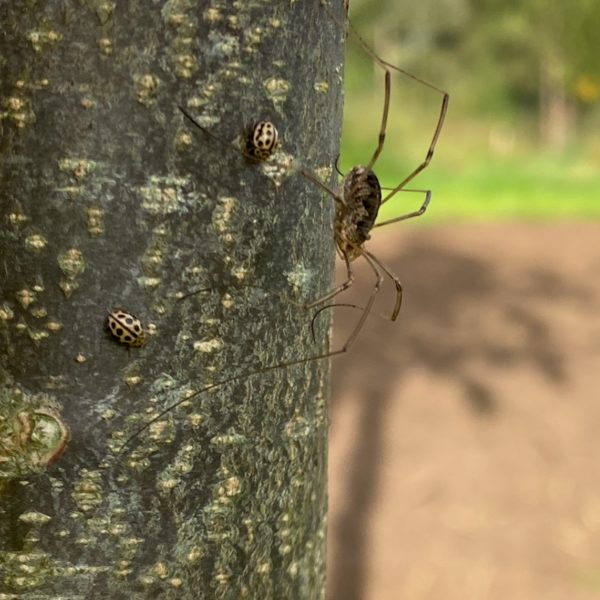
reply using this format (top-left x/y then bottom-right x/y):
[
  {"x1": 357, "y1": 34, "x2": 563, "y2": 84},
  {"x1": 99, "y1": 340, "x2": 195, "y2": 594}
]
[{"x1": 327, "y1": 223, "x2": 600, "y2": 600}]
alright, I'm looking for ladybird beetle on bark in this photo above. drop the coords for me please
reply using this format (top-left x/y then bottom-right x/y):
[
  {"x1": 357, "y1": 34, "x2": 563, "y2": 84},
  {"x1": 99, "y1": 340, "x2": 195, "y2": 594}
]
[
  {"x1": 245, "y1": 121, "x2": 278, "y2": 161},
  {"x1": 106, "y1": 309, "x2": 146, "y2": 347},
  {"x1": 178, "y1": 106, "x2": 279, "y2": 164}
]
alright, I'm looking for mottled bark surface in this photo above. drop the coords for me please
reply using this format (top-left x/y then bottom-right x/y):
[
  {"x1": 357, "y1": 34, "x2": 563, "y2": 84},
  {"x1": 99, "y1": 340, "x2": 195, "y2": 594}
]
[{"x1": 0, "y1": 1, "x2": 343, "y2": 598}]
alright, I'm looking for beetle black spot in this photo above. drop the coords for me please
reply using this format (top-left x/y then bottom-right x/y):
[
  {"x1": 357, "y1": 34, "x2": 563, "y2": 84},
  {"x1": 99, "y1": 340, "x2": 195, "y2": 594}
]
[
  {"x1": 134, "y1": 324, "x2": 141, "y2": 332},
  {"x1": 116, "y1": 328, "x2": 124, "y2": 336},
  {"x1": 125, "y1": 317, "x2": 134, "y2": 325}
]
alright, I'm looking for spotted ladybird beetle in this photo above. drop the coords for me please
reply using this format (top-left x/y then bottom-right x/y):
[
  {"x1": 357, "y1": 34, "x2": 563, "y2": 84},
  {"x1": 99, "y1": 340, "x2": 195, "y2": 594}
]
[
  {"x1": 178, "y1": 106, "x2": 279, "y2": 164},
  {"x1": 106, "y1": 309, "x2": 146, "y2": 347},
  {"x1": 245, "y1": 121, "x2": 278, "y2": 161}
]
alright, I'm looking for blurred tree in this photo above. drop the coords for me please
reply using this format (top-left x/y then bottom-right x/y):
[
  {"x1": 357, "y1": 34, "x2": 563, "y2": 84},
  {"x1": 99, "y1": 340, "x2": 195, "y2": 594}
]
[
  {"x1": 349, "y1": 0, "x2": 600, "y2": 149},
  {"x1": 473, "y1": 0, "x2": 600, "y2": 148}
]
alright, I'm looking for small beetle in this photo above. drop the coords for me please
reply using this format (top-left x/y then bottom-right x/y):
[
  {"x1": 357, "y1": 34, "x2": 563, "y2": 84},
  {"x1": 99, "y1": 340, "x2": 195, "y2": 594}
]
[
  {"x1": 245, "y1": 121, "x2": 279, "y2": 161},
  {"x1": 106, "y1": 308, "x2": 146, "y2": 347},
  {"x1": 179, "y1": 106, "x2": 279, "y2": 164}
]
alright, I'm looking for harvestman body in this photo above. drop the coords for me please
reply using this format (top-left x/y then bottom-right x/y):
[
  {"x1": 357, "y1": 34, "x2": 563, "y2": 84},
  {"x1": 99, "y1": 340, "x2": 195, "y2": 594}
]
[{"x1": 117, "y1": 4, "x2": 448, "y2": 454}]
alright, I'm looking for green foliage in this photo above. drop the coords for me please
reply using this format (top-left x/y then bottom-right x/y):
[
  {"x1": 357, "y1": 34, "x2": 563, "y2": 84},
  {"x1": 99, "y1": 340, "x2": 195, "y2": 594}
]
[{"x1": 341, "y1": 0, "x2": 600, "y2": 219}]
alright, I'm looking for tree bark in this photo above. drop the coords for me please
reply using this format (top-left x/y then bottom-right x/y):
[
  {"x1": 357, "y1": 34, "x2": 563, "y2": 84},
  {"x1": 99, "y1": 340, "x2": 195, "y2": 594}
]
[{"x1": 0, "y1": 1, "x2": 343, "y2": 598}]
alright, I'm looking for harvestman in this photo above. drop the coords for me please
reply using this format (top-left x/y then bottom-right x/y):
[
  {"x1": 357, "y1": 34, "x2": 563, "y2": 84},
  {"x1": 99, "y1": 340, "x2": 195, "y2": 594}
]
[
  {"x1": 117, "y1": 4, "x2": 448, "y2": 454},
  {"x1": 297, "y1": 1, "x2": 449, "y2": 357}
]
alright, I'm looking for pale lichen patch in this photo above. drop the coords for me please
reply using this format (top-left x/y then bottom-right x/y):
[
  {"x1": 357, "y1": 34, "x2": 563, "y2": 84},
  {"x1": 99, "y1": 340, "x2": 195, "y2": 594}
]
[
  {"x1": 30, "y1": 307, "x2": 47, "y2": 319},
  {"x1": 167, "y1": 13, "x2": 185, "y2": 27},
  {"x1": 30, "y1": 329, "x2": 50, "y2": 343},
  {"x1": 7, "y1": 211, "x2": 29, "y2": 228},
  {"x1": 201, "y1": 81, "x2": 223, "y2": 98},
  {"x1": 71, "y1": 470, "x2": 103, "y2": 512},
  {"x1": 58, "y1": 158, "x2": 97, "y2": 181},
  {"x1": 98, "y1": 37, "x2": 113, "y2": 55},
  {"x1": 214, "y1": 569, "x2": 229, "y2": 585},
  {"x1": 59, "y1": 281, "x2": 79, "y2": 298},
  {"x1": 314, "y1": 164, "x2": 334, "y2": 183},
  {"x1": 186, "y1": 413, "x2": 204, "y2": 428},
  {"x1": 203, "y1": 7, "x2": 223, "y2": 23},
  {"x1": 57, "y1": 248, "x2": 85, "y2": 279},
  {"x1": 95, "y1": 0, "x2": 116, "y2": 25},
  {"x1": 187, "y1": 546, "x2": 203, "y2": 563},
  {"x1": 15, "y1": 289, "x2": 36, "y2": 309},
  {"x1": 152, "y1": 561, "x2": 169, "y2": 579},
  {"x1": 45, "y1": 320, "x2": 62, "y2": 333},
  {"x1": 142, "y1": 248, "x2": 164, "y2": 270},
  {"x1": 220, "y1": 476, "x2": 241, "y2": 497},
  {"x1": 221, "y1": 293, "x2": 234, "y2": 309},
  {"x1": 24, "y1": 234, "x2": 47, "y2": 253},
  {"x1": 209, "y1": 32, "x2": 239, "y2": 58},
  {"x1": 245, "y1": 26, "x2": 265, "y2": 51},
  {"x1": 314, "y1": 81, "x2": 329, "y2": 93},
  {"x1": 212, "y1": 196, "x2": 237, "y2": 234},
  {"x1": 210, "y1": 432, "x2": 247, "y2": 446},
  {"x1": 86, "y1": 205, "x2": 105, "y2": 236},
  {"x1": 26, "y1": 29, "x2": 63, "y2": 52},
  {"x1": 231, "y1": 265, "x2": 248, "y2": 282},
  {"x1": 158, "y1": 477, "x2": 178, "y2": 492},
  {"x1": 174, "y1": 53, "x2": 197, "y2": 79},
  {"x1": 180, "y1": 100, "x2": 221, "y2": 128},
  {"x1": 4, "y1": 95, "x2": 34, "y2": 128},
  {"x1": 263, "y1": 77, "x2": 291, "y2": 110},
  {"x1": 124, "y1": 375, "x2": 143, "y2": 388},
  {"x1": 193, "y1": 338, "x2": 224, "y2": 353},
  {"x1": 54, "y1": 186, "x2": 82, "y2": 201},
  {"x1": 137, "y1": 175, "x2": 192, "y2": 215},
  {"x1": 135, "y1": 74, "x2": 160, "y2": 106},
  {"x1": 0, "y1": 304, "x2": 15, "y2": 320},
  {"x1": 285, "y1": 264, "x2": 312, "y2": 294},
  {"x1": 260, "y1": 150, "x2": 295, "y2": 187},
  {"x1": 138, "y1": 276, "x2": 161, "y2": 290},
  {"x1": 18, "y1": 510, "x2": 52, "y2": 525},
  {"x1": 175, "y1": 129, "x2": 193, "y2": 150}
]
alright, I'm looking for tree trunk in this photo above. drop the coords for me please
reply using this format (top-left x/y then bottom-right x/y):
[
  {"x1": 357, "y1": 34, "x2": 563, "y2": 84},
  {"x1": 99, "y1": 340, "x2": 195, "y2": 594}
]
[{"x1": 0, "y1": 2, "x2": 343, "y2": 598}]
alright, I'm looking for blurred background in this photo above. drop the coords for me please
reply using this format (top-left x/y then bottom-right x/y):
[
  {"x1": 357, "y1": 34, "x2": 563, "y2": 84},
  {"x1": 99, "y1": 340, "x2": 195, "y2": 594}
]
[{"x1": 328, "y1": 1, "x2": 600, "y2": 598}]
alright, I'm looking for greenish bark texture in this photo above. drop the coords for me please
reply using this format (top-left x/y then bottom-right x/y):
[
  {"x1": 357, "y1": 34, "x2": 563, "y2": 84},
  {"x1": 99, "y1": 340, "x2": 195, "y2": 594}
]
[{"x1": 0, "y1": 1, "x2": 343, "y2": 598}]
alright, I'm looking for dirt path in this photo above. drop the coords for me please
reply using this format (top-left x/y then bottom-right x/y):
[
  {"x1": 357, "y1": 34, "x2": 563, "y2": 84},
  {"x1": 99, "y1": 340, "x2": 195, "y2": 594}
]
[{"x1": 328, "y1": 223, "x2": 600, "y2": 600}]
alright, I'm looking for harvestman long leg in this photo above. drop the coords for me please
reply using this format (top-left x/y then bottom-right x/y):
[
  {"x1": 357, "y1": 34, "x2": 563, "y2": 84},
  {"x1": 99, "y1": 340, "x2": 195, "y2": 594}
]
[
  {"x1": 116, "y1": 258, "x2": 381, "y2": 456},
  {"x1": 176, "y1": 252, "x2": 354, "y2": 313},
  {"x1": 309, "y1": 187, "x2": 430, "y2": 335},
  {"x1": 374, "y1": 188, "x2": 431, "y2": 229},
  {"x1": 333, "y1": 4, "x2": 449, "y2": 201}
]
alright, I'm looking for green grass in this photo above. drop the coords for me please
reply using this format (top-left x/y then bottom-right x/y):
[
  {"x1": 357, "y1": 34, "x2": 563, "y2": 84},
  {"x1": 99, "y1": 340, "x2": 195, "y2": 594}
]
[{"x1": 375, "y1": 159, "x2": 600, "y2": 222}]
